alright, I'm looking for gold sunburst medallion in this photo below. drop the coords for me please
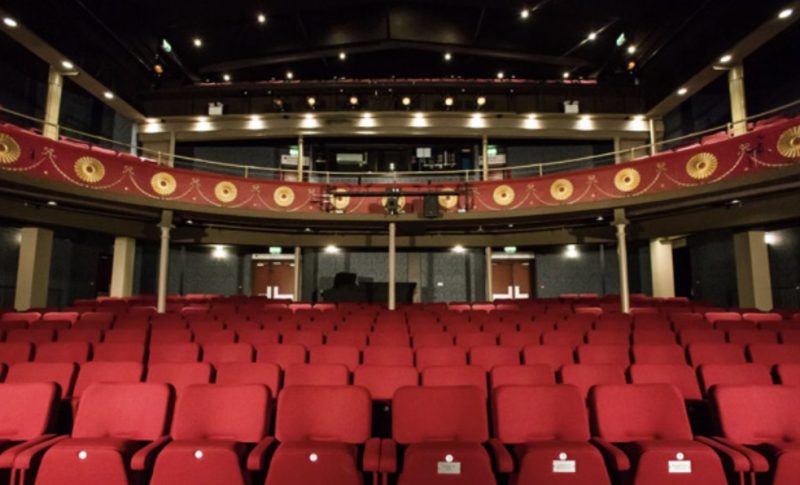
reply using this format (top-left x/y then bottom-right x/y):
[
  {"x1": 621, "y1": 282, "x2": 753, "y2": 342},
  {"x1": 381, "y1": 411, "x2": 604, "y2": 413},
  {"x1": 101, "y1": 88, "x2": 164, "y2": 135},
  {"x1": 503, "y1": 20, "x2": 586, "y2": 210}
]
[
  {"x1": 614, "y1": 168, "x2": 641, "y2": 193},
  {"x1": 214, "y1": 181, "x2": 238, "y2": 203},
  {"x1": 331, "y1": 189, "x2": 351, "y2": 210},
  {"x1": 0, "y1": 133, "x2": 21, "y2": 165},
  {"x1": 438, "y1": 188, "x2": 459, "y2": 209},
  {"x1": 151, "y1": 172, "x2": 177, "y2": 196},
  {"x1": 777, "y1": 126, "x2": 800, "y2": 158},
  {"x1": 550, "y1": 179, "x2": 574, "y2": 201},
  {"x1": 273, "y1": 186, "x2": 295, "y2": 207},
  {"x1": 73, "y1": 156, "x2": 106, "y2": 183},
  {"x1": 492, "y1": 185, "x2": 515, "y2": 206},
  {"x1": 686, "y1": 152, "x2": 718, "y2": 180}
]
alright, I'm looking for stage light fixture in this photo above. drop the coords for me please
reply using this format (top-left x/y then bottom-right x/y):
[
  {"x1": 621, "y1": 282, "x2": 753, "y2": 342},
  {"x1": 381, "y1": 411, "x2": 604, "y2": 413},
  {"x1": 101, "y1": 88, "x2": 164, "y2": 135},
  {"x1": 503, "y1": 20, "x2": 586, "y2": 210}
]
[
  {"x1": 477, "y1": 96, "x2": 486, "y2": 107},
  {"x1": 587, "y1": 32, "x2": 597, "y2": 41},
  {"x1": 103, "y1": 91, "x2": 114, "y2": 100},
  {"x1": 444, "y1": 52, "x2": 452, "y2": 61},
  {"x1": 223, "y1": 73, "x2": 231, "y2": 82},
  {"x1": 520, "y1": 9, "x2": 529, "y2": 19},
  {"x1": 627, "y1": 45, "x2": 637, "y2": 54},
  {"x1": 257, "y1": 13, "x2": 266, "y2": 24},
  {"x1": 307, "y1": 97, "x2": 316, "y2": 108},
  {"x1": 719, "y1": 54, "x2": 732, "y2": 63},
  {"x1": 677, "y1": 87, "x2": 688, "y2": 96},
  {"x1": 349, "y1": 96, "x2": 359, "y2": 106},
  {"x1": 562, "y1": 71, "x2": 570, "y2": 79},
  {"x1": 3, "y1": 17, "x2": 18, "y2": 28},
  {"x1": 286, "y1": 71, "x2": 294, "y2": 80},
  {"x1": 193, "y1": 37, "x2": 203, "y2": 48},
  {"x1": 452, "y1": 245, "x2": 466, "y2": 254},
  {"x1": 778, "y1": 8, "x2": 793, "y2": 19},
  {"x1": 497, "y1": 71, "x2": 505, "y2": 79},
  {"x1": 402, "y1": 96, "x2": 412, "y2": 107},
  {"x1": 61, "y1": 60, "x2": 74, "y2": 70},
  {"x1": 444, "y1": 96, "x2": 454, "y2": 107},
  {"x1": 339, "y1": 51, "x2": 347, "y2": 60}
]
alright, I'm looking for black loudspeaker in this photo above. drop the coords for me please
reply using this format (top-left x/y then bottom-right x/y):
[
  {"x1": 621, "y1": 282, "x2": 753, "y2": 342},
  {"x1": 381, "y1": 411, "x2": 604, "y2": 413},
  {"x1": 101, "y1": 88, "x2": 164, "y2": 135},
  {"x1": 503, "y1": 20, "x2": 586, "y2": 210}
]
[{"x1": 423, "y1": 195, "x2": 440, "y2": 218}]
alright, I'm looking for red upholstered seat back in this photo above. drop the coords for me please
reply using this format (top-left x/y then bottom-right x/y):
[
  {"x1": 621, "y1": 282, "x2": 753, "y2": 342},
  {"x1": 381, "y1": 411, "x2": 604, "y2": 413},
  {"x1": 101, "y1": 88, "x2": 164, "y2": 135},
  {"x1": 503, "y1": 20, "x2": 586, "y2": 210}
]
[
  {"x1": 493, "y1": 384, "x2": 590, "y2": 443},
  {"x1": 715, "y1": 386, "x2": 800, "y2": 444},
  {"x1": 0, "y1": 382, "x2": 58, "y2": 440},
  {"x1": 354, "y1": 365, "x2": 418, "y2": 401},
  {"x1": 73, "y1": 383, "x2": 169, "y2": 440},
  {"x1": 422, "y1": 365, "x2": 488, "y2": 398},
  {"x1": 392, "y1": 386, "x2": 488, "y2": 444},
  {"x1": 590, "y1": 384, "x2": 693, "y2": 442},
  {"x1": 275, "y1": 385, "x2": 371, "y2": 444},
  {"x1": 171, "y1": 384, "x2": 270, "y2": 443}
]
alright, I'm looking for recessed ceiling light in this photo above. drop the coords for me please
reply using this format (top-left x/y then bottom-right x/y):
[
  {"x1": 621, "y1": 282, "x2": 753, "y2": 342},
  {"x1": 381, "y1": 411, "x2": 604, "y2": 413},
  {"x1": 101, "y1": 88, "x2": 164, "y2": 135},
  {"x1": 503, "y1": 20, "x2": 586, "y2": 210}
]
[
  {"x1": 3, "y1": 17, "x2": 18, "y2": 28},
  {"x1": 444, "y1": 52, "x2": 452, "y2": 61},
  {"x1": 476, "y1": 96, "x2": 486, "y2": 106},
  {"x1": 596, "y1": 215, "x2": 604, "y2": 222},
  {"x1": 339, "y1": 51, "x2": 347, "y2": 61},
  {"x1": 402, "y1": 96, "x2": 411, "y2": 106},
  {"x1": 349, "y1": 96, "x2": 359, "y2": 105},
  {"x1": 257, "y1": 13, "x2": 267, "y2": 24},
  {"x1": 444, "y1": 96, "x2": 454, "y2": 107},
  {"x1": 778, "y1": 8, "x2": 793, "y2": 19},
  {"x1": 719, "y1": 54, "x2": 732, "y2": 63},
  {"x1": 193, "y1": 37, "x2": 203, "y2": 48},
  {"x1": 677, "y1": 87, "x2": 688, "y2": 96},
  {"x1": 627, "y1": 45, "x2": 637, "y2": 54},
  {"x1": 61, "y1": 60, "x2": 74, "y2": 70},
  {"x1": 47, "y1": 200, "x2": 58, "y2": 207},
  {"x1": 222, "y1": 73, "x2": 231, "y2": 82},
  {"x1": 324, "y1": 244, "x2": 340, "y2": 254},
  {"x1": 186, "y1": 219, "x2": 194, "y2": 225},
  {"x1": 452, "y1": 244, "x2": 466, "y2": 254},
  {"x1": 307, "y1": 97, "x2": 316, "y2": 107},
  {"x1": 520, "y1": 9, "x2": 529, "y2": 19},
  {"x1": 562, "y1": 71, "x2": 570, "y2": 79},
  {"x1": 103, "y1": 91, "x2": 114, "y2": 100},
  {"x1": 497, "y1": 71, "x2": 505, "y2": 79},
  {"x1": 286, "y1": 71, "x2": 294, "y2": 80},
  {"x1": 587, "y1": 32, "x2": 597, "y2": 41}
]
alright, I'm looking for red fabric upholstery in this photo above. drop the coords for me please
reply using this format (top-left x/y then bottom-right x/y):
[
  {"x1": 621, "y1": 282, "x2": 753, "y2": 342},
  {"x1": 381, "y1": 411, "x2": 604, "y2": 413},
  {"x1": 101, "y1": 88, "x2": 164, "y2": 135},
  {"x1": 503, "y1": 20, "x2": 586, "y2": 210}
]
[
  {"x1": 542, "y1": 330, "x2": 585, "y2": 348},
  {"x1": 7, "y1": 328, "x2": 55, "y2": 344},
  {"x1": 489, "y1": 364, "x2": 554, "y2": 388},
  {"x1": 146, "y1": 363, "x2": 212, "y2": 394},
  {"x1": 0, "y1": 382, "x2": 58, "y2": 441},
  {"x1": 368, "y1": 332, "x2": 411, "y2": 347},
  {"x1": 586, "y1": 330, "x2": 630, "y2": 345},
  {"x1": 354, "y1": 365, "x2": 418, "y2": 400},
  {"x1": 468, "y1": 345, "x2": 519, "y2": 370},
  {"x1": 283, "y1": 363, "x2": 349, "y2": 387},
  {"x1": 631, "y1": 330, "x2": 676, "y2": 345},
  {"x1": 362, "y1": 346, "x2": 413, "y2": 366},
  {"x1": 255, "y1": 343, "x2": 307, "y2": 369},
  {"x1": 561, "y1": 364, "x2": 627, "y2": 400},
  {"x1": 631, "y1": 344, "x2": 686, "y2": 365},
  {"x1": 522, "y1": 344, "x2": 574, "y2": 370},
  {"x1": 499, "y1": 330, "x2": 542, "y2": 349},
  {"x1": 201, "y1": 343, "x2": 253, "y2": 365},
  {"x1": 72, "y1": 362, "x2": 143, "y2": 400},
  {"x1": 0, "y1": 342, "x2": 34, "y2": 365},
  {"x1": 415, "y1": 346, "x2": 466, "y2": 370},
  {"x1": 214, "y1": 362, "x2": 280, "y2": 396},
  {"x1": 679, "y1": 329, "x2": 727, "y2": 345},
  {"x1": 775, "y1": 363, "x2": 800, "y2": 386},
  {"x1": 748, "y1": 344, "x2": 800, "y2": 366},
  {"x1": 58, "y1": 328, "x2": 103, "y2": 343},
  {"x1": 687, "y1": 343, "x2": 746, "y2": 366},
  {"x1": 577, "y1": 344, "x2": 631, "y2": 365},
  {"x1": 629, "y1": 364, "x2": 702, "y2": 400},
  {"x1": 104, "y1": 328, "x2": 148, "y2": 343},
  {"x1": 422, "y1": 365, "x2": 488, "y2": 398},
  {"x1": 698, "y1": 364, "x2": 773, "y2": 396},
  {"x1": 455, "y1": 332, "x2": 498, "y2": 349},
  {"x1": 728, "y1": 329, "x2": 778, "y2": 345},
  {"x1": 7, "y1": 362, "x2": 78, "y2": 397},
  {"x1": 308, "y1": 345, "x2": 360, "y2": 371},
  {"x1": 34, "y1": 342, "x2": 90, "y2": 364},
  {"x1": 150, "y1": 328, "x2": 193, "y2": 344},
  {"x1": 281, "y1": 330, "x2": 324, "y2": 348},
  {"x1": 92, "y1": 342, "x2": 145, "y2": 363},
  {"x1": 413, "y1": 332, "x2": 455, "y2": 349},
  {"x1": 149, "y1": 343, "x2": 201, "y2": 364},
  {"x1": 325, "y1": 331, "x2": 368, "y2": 349}
]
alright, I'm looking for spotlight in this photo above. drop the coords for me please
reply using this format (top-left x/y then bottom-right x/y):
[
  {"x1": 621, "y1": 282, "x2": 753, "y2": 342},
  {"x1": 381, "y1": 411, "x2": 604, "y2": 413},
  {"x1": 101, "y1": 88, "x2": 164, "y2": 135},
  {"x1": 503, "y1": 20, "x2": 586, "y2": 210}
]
[
  {"x1": 562, "y1": 71, "x2": 570, "y2": 79},
  {"x1": 338, "y1": 51, "x2": 347, "y2": 61},
  {"x1": 3, "y1": 17, "x2": 18, "y2": 28},
  {"x1": 193, "y1": 37, "x2": 203, "y2": 48},
  {"x1": 444, "y1": 96, "x2": 454, "y2": 107},
  {"x1": 497, "y1": 71, "x2": 505, "y2": 79},
  {"x1": 61, "y1": 60, "x2": 74, "y2": 70},
  {"x1": 565, "y1": 244, "x2": 579, "y2": 259},
  {"x1": 324, "y1": 244, "x2": 341, "y2": 254},
  {"x1": 257, "y1": 13, "x2": 267, "y2": 24},
  {"x1": 677, "y1": 87, "x2": 688, "y2": 96},
  {"x1": 154, "y1": 64, "x2": 164, "y2": 75},
  {"x1": 444, "y1": 52, "x2": 452, "y2": 61},
  {"x1": 286, "y1": 71, "x2": 294, "y2": 80},
  {"x1": 349, "y1": 96, "x2": 359, "y2": 106},
  {"x1": 778, "y1": 8, "x2": 793, "y2": 19},
  {"x1": 719, "y1": 54, "x2": 732, "y2": 63},
  {"x1": 307, "y1": 97, "x2": 316, "y2": 108},
  {"x1": 476, "y1": 96, "x2": 486, "y2": 107},
  {"x1": 402, "y1": 96, "x2": 411, "y2": 107},
  {"x1": 520, "y1": 9, "x2": 529, "y2": 19},
  {"x1": 222, "y1": 73, "x2": 231, "y2": 82},
  {"x1": 46, "y1": 200, "x2": 58, "y2": 207},
  {"x1": 211, "y1": 245, "x2": 228, "y2": 259},
  {"x1": 627, "y1": 61, "x2": 637, "y2": 71},
  {"x1": 103, "y1": 91, "x2": 114, "y2": 100},
  {"x1": 627, "y1": 45, "x2": 637, "y2": 54},
  {"x1": 765, "y1": 233, "x2": 778, "y2": 245},
  {"x1": 452, "y1": 245, "x2": 466, "y2": 254},
  {"x1": 587, "y1": 32, "x2": 597, "y2": 41}
]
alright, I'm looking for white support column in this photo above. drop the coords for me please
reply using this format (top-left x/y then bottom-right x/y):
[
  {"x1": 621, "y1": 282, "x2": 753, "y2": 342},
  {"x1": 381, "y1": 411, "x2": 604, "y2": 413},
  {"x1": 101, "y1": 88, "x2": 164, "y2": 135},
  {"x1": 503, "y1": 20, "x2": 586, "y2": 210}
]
[
  {"x1": 157, "y1": 211, "x2": 173, "y2": 313},
  {"x1": 648, "y1": 118, "x2": 658, "y2": 156},
  {"x1": 43, "y1": 67, "x2": 63, "y2": 140},
  {"x1": 615, "y1": 212, "x2": 631, "y2": 313},
  {"x1": 297, "y1": 135, "x2": 305, "y2": 181},
  {"x1": 388, "y1": 222, "x2": 397, "y2": 310},
  {"x1": 14, "y1": 228, "x2": 54, "y2": 311},
  {"x1": 110, "y1": 237, "x2": 136, "y2": 298},
  {"x1": 649, "y1": 238, "x2": 676, "y2": 298},
  {"x1": 485, "y1": 247, "x2": 493, "y2": 302},
  {"x1": 734, "y1": 231, "x2": 773, "y2": 310},
  {"x1": 728, "y1": 64, "x2": 747, "y2": 136},
  {"x1": 481, "y1": 135, "x2": 489, "y2": 181},
  {"x1": 293, "y1": 247, "x2": 302, "y2": 302}
]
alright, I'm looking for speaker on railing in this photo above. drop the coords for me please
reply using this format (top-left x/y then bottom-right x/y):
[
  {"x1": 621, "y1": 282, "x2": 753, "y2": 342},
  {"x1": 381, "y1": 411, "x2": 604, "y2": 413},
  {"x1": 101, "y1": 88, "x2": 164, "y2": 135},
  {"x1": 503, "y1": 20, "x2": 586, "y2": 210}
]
[{"x1": 423, "y1": 195, "x2": 440, "y2": 219}]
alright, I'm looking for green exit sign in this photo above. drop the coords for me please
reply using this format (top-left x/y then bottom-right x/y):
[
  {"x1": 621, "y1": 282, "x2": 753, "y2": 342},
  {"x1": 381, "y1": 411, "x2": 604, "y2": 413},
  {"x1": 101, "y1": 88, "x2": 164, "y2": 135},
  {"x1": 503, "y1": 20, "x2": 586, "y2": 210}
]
[
  {"x1": 269, "y1": 246, "x2": 282, "y2": 255},
  {"x1": 488, "y1": 145, "x2": 498, "y2": 157}
]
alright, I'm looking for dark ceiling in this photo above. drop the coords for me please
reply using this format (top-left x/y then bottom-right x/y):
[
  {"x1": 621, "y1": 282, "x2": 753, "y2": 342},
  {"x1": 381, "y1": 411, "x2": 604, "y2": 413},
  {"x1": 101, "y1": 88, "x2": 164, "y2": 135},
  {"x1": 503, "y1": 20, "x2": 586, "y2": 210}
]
[{"x1": 0, "y1": 0, "x2": 791, "y2": 114}]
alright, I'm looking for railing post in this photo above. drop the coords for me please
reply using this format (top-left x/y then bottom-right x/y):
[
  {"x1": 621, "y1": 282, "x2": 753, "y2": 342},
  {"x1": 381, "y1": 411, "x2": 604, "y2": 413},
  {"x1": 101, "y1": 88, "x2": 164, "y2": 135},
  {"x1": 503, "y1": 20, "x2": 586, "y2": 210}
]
[{"x1": 244, "y1": 166, "x2": 249, "y2": 178}]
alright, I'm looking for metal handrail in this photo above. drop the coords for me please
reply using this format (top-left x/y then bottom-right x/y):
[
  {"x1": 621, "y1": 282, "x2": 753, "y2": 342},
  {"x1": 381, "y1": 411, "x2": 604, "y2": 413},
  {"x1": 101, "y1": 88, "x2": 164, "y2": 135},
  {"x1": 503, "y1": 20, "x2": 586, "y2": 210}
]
[{"x1": 1, "y1": 96, "x2": 799, "y2": 181}]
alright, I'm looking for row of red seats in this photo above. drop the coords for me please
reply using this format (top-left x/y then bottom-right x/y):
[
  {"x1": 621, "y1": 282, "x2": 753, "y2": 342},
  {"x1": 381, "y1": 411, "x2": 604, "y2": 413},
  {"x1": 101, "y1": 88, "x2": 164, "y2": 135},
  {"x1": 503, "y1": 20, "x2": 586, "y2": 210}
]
[{"x1": 1, "y1": 380, "x2": 797, "y2": 484}]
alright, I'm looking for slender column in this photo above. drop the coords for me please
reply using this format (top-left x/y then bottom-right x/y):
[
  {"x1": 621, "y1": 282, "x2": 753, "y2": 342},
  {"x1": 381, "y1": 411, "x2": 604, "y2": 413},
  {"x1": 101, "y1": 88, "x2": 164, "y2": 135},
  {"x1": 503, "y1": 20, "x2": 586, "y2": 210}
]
[
  {"x1": 293, "y1": 247, "x2": 302, "y2": 301},
  {"x1": 650, "y1": 238, "x2": 676, "y2": 298},
  {"x1": 43, "y1": 68, "x2": 63, "y2": 140},
  {"x1": 485, "y1": 247, "x2": 493, "y2": 302},
  {"x1": 110, "y1": 237, "x2": 136, "y2": 298},
  {"x1": 14, "y1": 228, "x2": 54, "y2": 311},
  {"x1": 733, "y1": 231, "x2": 773, "y2": 310},
  {"x1": 615, "y1": 213, "x2": 631, "y2": 313},
  {"x1": 728, "y1": 64, "x2": 747, "y2": 136},
  {"x1": 297, "y1": 135, "x2": 305, "y2": 181},
  {"x1": 388, "y1": 223, "x2": 397, "y2": 310},
  {"x1": 648, "y1": 118, "x2": 658, "y2": 155},
  {"x1": 481, "y1": 135, "x2": 489, "y2": 180},
  {"x1": 157, "y1": 211, "x2": 173, "y2": 313}
]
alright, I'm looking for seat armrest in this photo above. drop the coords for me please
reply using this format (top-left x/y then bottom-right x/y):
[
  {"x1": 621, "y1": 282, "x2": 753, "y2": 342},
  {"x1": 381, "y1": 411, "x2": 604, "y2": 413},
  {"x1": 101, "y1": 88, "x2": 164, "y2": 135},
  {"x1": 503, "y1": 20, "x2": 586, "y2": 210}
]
[
  {"x1": 246, "y1": 436, "x2": 277, "y2": 472},
  {"x1": 363, "y1": 438, "x2": 381, "y2": 472},
  {"x1": 380, "y1": 438, "x2": 397, "y2": 474},
  {"x1": 0, "y1": 434, "x2": 57, "y2": 466},
  {"x1": 131, "y1": 436, "x2": 171, "y2": 471},
  {"x1": 590, "y1": 438, "x2": 631, "y2": 471},
  {"x1": 485, "y1": 439, "x2": 514, "y2": 473},
  {"x1": 710, "y1": 437, "x2": 769, "y2": 473},
  {"x1": 12, "y1": 435, "x2": 67, "y2": 470},
  {"x1": 695, "y1": 436, "x2": 750, "y2": 473}
]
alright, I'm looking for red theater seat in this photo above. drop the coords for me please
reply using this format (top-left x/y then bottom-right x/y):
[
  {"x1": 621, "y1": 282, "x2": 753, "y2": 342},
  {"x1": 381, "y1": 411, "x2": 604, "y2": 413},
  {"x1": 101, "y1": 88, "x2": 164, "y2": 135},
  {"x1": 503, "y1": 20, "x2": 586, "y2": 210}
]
[
  {"x1": 492, "y1": 385, "x2": 612, "y2": 485},
  {"x1": 214, "y1": 362, "x2": 281, "y2": 396},
  {"x1": 455, "y1": 332, "x2": 498, "y2": 349},
  {"x1": 75, "y1": 312, "x2": 114, "y2": 331},
  {"x1": 560, "y1": 364, "x2": 627, "y2": 401},
  {"x1": 629, "y1": 364, "x2": 703, "y2": 400},
  {"x1": 586, "y1": 330, "x2": 630, "y2": 345},
  {"x1": 522, "y1": 344, "x2": 574, "y2": 370},
  {"x1": 0, "y1": 383, "x2": 59, "y2": 480},
  {"x1": 34, "y1": 342, "x2": 90, "y2": 364},
  {"x1": 6, "y1": 363, "x2": 77, "y2": 397},
  {"x1": 687, "y1": 343, "x2": 747, "y2": 366},
  {"x1": 713, "y1": 386, "x2": 800, "y2": 485},
  {"x1": 31, "y1": 383, "x2": 170, "y2": 485},
  {"x1": 281, "y1": 330, "x2": 324, "y2": 348},
  {"x1": 679, "y1": 329, "x2": 727, "y2": 345},
  {"x1": 389, "y1": 386, "x2": 502, "y2": 485},
  {"x1": 577, "y1": 344, "x2": 631, "y2": 366},
  {"x1": 369, "y1": 332, "x2": 411, "y2": 348},
  {"x1": 264, "y1": 386, "x2": 377, "y2": 485},
  {"x1": 489, "y1": 364, "x2": 555, "y2": 388},
  {"x1": 194, "y1": 329, "x2": 236, "y2": 345},
  {"x1": 150, "y1": 384, "x2": 271, "y2": 485},
  {"x1": 236, "y1": 328, "x2": 279, "y2": 345},
  {"x1": 498, "y1": 330, "x2": 541, "y2": 349},
  {"x1": 748, "y1": 344, "x2": 800, "y2": 367},
  {"x1": 415, "y1": 346, "x2": 466, "y2": 370},
  {"x1": 354, "y1": 365, "x2": 419, "y2": 401},
  {"x1": 590, "y1": 384, "x2": 731, "y2": 485},
  {"x1": 283, "y1": 363, "x2": 349, "y2": 387},
  {"x1": 146, "y1": 362, "x2": 212, "y2": 394},
  {"x1": 92, "y1": 342, "x2": 145, "y2": 363},
  {"x1": 58, "y1": 328, "x2": 103, "y2": 343},
  {"x1": 309, "y1": 344, "x2": 360, "y2": 371},
  {"x1": 202, "y1": 343, "x2": 254, "y2": 365},
  {"x1": 422, "y1": 365, "x2": 488, "y2": 398},
  {"x1": 468, "y1": 346, "x2": 519, "y2": 370},
  {"x1": 325, "y1": 330, "x2": 369, "y2": 349},
  {"x1": 103, "y1": 328, "x2": 148, "y2": 343},
  {"x1": 727, "y1": 329, "x2": 778, "y2": 345},
  {"x1": 149, "y1": 343, "x2": 201, "y2": 364},
  {"x1": 362, "y1": 346, "x2": 413, "y2": 366},
  {"x1": 7, "y1": 328, "x2": 55, "y2": 344},
  {"x1": 0, "y1": 342, "x2": 34, "y2": 365},
  {"x1": 775, "y1": 364, "x2": 800, "y2": 386},
  {"x1": 71, "y1": 362, "x2": 144, "y2": 409},
  {"x1": 631, "y1": 344, "x2": 686, "y2": 365},
  {"x1": 631, "y1": 330, "x2": 676, "y2": 345},
  {"x1": 698, "y1": 364, "x2": 773, "y2": 396},
  {"x1": 255, "y1": 344, "x2": 307, "y2": 369},
  {"x1": 150, "y1": 328, "x2": 193, "y2": 344},
  {"x1": 542, "y1": 330, "x2": 585, "y2": 348},
  {"x1": 413, "y1": 332, "x2": 454, "y2": 349}
]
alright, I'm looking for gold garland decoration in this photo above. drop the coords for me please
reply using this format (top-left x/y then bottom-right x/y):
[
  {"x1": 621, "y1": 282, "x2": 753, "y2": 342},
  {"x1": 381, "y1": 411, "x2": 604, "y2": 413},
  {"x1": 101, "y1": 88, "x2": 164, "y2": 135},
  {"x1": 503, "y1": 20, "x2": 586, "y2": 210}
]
[
  {"x1": 331, "y1": 189, "x2": 351, "y2": 210},
  {"x1": 492, "y1": 185, "x2": 515, "y2": 206},
  {"x1": 273, "y1": 186, "x2": 295, "y2": 207},
  {"x1": 0, "y1": 133, "x2": 21, "y2": 165},
  {"x1": 614, "y1": 167, "x2": 641, "y2": 193},
  {"x1": 777, "y1": 126, "x2": 800, "y2": 158},
  {"x1": 214, "y1": 181, "x2": 238, "y2": 203},
  {"x1": 150, "y1": 172, "x2": 177, "y2": 196},
  {"x1": 73, "y1": 156, "x2": 106, "y2": 184},
  {"x1": 438, "y1": 188, "x2": 459, "y2": 209},
  {"x1": 685, "y1": 152, "x2": 718, "y2": 180},
  {"x1": 550, "y1": 178, "x2": 574, "y2": 201}
]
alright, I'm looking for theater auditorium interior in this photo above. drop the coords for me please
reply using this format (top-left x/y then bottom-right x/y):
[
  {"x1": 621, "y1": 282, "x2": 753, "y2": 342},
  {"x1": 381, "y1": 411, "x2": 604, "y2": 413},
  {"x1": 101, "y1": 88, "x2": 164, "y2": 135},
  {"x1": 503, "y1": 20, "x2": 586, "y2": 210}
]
[{"x1": 0, "y1": 0, "x2": 799, "y2": 484}]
